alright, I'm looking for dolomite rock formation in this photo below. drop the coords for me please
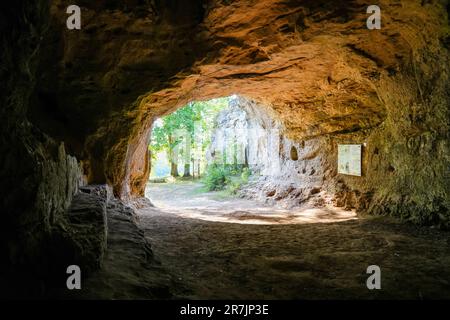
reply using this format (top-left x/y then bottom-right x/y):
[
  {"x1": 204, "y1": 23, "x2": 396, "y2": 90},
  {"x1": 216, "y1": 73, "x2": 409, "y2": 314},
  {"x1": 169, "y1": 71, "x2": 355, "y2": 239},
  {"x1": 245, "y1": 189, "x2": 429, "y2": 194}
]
[
  {"x1": 207, "y1": 96, "x2": 328, "y2": 208},
  {"x1": 1, "y1": 0, "x2": 449, "y2": 294}
]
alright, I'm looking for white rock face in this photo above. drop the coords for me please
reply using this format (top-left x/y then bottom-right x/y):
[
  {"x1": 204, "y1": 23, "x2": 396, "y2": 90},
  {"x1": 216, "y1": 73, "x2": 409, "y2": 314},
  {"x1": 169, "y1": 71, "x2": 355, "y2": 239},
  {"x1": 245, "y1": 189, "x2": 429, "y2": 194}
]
[
  {"x1": 207, "y1": 96, "x2": 325, "y2": 208},
  {"x1": 207, "y1": 96, "x2": 280, "y2": 174}
]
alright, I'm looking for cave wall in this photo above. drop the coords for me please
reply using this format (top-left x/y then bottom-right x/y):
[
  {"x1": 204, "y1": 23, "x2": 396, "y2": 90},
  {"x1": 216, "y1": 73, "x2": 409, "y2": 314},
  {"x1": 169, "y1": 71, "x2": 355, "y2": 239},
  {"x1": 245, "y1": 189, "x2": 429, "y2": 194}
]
[
  {"x1": 0, "y1": 0, "x2": 91, "y2": 295},
  {"x1": 32, "y1": 0, "x2": 208, "y2": 198},
  {"x1": 1, "y1": 0, "x2": 449, "y2": 293},
  {"x1": 125, "y1": 0, "x2": 449, "y2": 228},
  {"x1": 30, "y1": 1, "x2": 448, "y2": 215},
  {"x1": 3, "y1": 0, "x2": 449, "y2": 232},
  {"x1": 207, "y1": 76, "x2": 449, "y2": 227}
]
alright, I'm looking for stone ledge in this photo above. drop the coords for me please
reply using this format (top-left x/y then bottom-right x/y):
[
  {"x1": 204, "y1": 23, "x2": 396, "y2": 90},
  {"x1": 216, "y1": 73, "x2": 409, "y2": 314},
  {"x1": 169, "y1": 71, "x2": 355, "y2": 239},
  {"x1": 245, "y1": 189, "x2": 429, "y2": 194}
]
[{"x1": 65, "y1": 186, "x2": 109, "y2": 273}]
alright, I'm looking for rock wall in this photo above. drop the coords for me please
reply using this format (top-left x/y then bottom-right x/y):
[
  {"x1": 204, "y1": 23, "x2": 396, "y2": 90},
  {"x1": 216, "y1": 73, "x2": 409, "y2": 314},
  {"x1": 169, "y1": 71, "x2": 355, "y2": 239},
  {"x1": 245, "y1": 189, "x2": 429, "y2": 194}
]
[
  {"x1": 0, "y1": 0, "x2": 449, "y2": 295},
  {"x1": 209, "y1": 87, "x2": 449, "y2": 228},
  {"x1": 34, "y1": 0, "x2": 208, "y2": 197},
  {"x1": 1, "y1": 0, "x2": 146, "y2": 296},
  {"x1": 207, "y1": 96, "x2": 289, "y2": 176},
  {"x1": 26, "y1": 0, "x2": 447, "y2": 219},
  {"x1": 206, "y1": 96, "x2": 327, "y2": 207},
  {"x1": 0, "y1": 0, "x2": 92, "y2": 295}
]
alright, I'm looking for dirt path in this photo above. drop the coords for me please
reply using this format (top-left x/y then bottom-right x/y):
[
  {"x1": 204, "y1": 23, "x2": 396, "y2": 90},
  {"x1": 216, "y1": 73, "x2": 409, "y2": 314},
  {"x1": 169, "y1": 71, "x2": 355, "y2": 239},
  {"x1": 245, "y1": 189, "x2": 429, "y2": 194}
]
[
  {"x1": 146, "y1": 181, "x2": 357, "y2": 224},
  {"x1": 139, "y1": 182, "x2": 450, "y2": 299}
]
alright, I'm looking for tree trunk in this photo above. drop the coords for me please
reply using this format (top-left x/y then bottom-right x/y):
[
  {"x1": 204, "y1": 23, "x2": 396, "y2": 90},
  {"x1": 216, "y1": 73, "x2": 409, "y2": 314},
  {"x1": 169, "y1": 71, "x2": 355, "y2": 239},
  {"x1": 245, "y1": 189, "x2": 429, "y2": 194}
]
[
  {"x1": 183, "y1": 134, "x2": 191, "y2": 177},
  {"x1": 183, "y1": 163, "x2": 191, "y2": 177},
  {"x1": 168, "y1": 134, "x2": 179, "y2": 177},
  {"x1": 171, "y1": 162, "x2": 179, "y2": 177}
]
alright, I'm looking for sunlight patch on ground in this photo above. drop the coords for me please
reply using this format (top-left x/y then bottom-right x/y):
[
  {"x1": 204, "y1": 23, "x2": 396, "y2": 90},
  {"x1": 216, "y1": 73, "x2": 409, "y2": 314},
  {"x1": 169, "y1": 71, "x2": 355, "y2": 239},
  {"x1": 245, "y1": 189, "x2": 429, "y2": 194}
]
[
  {"x1": 145, "y1": 182, "x2": 357, "y2": 225},
  {"x1": 162, "y1": 206, "x2": 357, "y2": 225}
]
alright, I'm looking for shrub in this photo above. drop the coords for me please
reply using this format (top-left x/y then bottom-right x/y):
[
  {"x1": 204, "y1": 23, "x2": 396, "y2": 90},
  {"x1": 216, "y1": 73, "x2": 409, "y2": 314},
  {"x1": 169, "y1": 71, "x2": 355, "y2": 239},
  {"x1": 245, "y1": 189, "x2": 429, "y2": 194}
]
[
  {"x1": 203, "y1": 165, "x2": 252, "y2": 193},
  {"x1": 241, "y1": 167, "x2": 251, "y2": 183},
  {"x1": 203, "y1": 165, "x2": 230, "y2": 191},
  {"x1": 227, "y1": 180, "x2": 242, "y2": 195}
]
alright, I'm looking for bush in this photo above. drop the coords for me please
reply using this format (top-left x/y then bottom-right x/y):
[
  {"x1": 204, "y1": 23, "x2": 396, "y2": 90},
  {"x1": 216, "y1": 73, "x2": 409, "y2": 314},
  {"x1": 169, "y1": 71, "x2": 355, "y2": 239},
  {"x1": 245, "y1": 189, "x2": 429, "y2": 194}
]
[
  {"x1": 241, "y1": 167, "x2": 251, "y2": 183},
  {"x1": 227, "y1": 180, "x2": 242, "y2": 195},
  {"x1": 203, "y1": 165, "x2": 252, "y2": 192},
  {"x1": 203, "y1": 165, "x2": 230, "y2": 191}
]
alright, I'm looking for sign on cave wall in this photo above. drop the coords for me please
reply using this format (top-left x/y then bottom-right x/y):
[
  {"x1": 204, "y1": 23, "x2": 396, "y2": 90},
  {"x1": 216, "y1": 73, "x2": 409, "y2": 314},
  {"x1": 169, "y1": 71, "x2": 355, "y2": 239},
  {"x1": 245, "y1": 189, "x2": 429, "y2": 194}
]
[{"x1": 338, "y1": 144, "x2": 362, "y2": 176}]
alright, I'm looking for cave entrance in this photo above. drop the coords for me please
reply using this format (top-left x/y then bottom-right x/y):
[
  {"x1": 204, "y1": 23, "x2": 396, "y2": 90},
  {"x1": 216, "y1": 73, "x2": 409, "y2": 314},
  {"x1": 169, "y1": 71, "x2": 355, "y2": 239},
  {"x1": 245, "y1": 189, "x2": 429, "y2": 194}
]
[{"x1": 144, "y1": 95, "x2": 356, "y2": 225}]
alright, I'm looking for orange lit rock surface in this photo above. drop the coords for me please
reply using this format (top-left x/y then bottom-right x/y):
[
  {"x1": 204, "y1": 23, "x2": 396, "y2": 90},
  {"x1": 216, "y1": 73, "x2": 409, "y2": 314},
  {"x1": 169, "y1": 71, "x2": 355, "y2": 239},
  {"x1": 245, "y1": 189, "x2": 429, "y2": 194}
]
[
  {"x1": 1, "y1": 1, "x2": 448, "y2": 290},
  {"x1": 33, "y1": 0, "x2": 448, "y2": 226}
]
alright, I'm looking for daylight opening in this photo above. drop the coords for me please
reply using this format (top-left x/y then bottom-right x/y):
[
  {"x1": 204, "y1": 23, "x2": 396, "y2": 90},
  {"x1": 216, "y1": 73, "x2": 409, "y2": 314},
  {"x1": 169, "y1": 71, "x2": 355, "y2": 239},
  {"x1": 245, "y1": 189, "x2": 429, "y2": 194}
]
[{"x1": 145, "y1": 95, "x2": 356, "y2": 225}]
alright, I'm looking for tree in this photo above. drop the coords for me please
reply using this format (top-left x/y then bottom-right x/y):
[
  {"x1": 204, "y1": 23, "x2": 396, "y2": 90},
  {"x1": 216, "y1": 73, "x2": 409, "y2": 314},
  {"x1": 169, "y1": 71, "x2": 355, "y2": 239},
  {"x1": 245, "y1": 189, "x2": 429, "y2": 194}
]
[
  {"x1": 149, "y1": 97, "x2": 229, "y2": 179},
  {"x1": 150, "y1": 115, "x2": 184, "y2": 177}
]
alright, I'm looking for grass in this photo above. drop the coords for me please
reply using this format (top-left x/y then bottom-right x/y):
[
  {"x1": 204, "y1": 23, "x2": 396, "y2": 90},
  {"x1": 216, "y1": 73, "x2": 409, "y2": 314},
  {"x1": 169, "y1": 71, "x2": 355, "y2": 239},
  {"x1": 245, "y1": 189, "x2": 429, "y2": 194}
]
[{"x1": 149, "y1": 165, "x2": 252, "y2": 200}]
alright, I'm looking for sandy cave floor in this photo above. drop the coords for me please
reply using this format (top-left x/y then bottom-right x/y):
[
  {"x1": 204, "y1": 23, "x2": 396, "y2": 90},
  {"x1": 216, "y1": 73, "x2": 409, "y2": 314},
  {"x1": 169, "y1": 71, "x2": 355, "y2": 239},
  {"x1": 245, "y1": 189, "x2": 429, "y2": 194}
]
[
  {"x1": 137, "y1": 181, "x2": 450, "y2": 299},
  {"x1": 145, "y1": 181, "x2": 358, "y2": 225}
]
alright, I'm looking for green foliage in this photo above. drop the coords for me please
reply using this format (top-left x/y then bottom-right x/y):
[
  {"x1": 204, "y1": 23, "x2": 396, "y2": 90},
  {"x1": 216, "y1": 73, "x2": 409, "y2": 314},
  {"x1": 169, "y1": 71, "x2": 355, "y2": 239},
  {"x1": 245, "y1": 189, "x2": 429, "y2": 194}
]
[
  {"x1": 203, "y1": 164, "x2": 230, "y2": 191},
  {"x1": 226, "y1": 167, "x2": 252, "y2": 195},
  {"x1": 202, "y1": 164, "x2": 252, "y2": 193},
  {"x1": 150, "y1": 104, "x2": 197, "y2": 158},
  {"x1": 241, "y1": 167, "x2": 251, "y2": 183},
  {"x1": 227, "y1": 180, "x2": 243, "y2": 195},
  {"x1": 149, "y1": 98, "x2": 229, "y2": 171}
]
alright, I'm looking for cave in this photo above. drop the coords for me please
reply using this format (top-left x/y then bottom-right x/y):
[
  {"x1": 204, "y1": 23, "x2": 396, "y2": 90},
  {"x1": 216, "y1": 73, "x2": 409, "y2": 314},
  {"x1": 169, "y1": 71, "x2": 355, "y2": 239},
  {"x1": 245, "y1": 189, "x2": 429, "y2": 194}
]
[{"x1": 1, "y1": 0, "x2": 449, "y2": 301}]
